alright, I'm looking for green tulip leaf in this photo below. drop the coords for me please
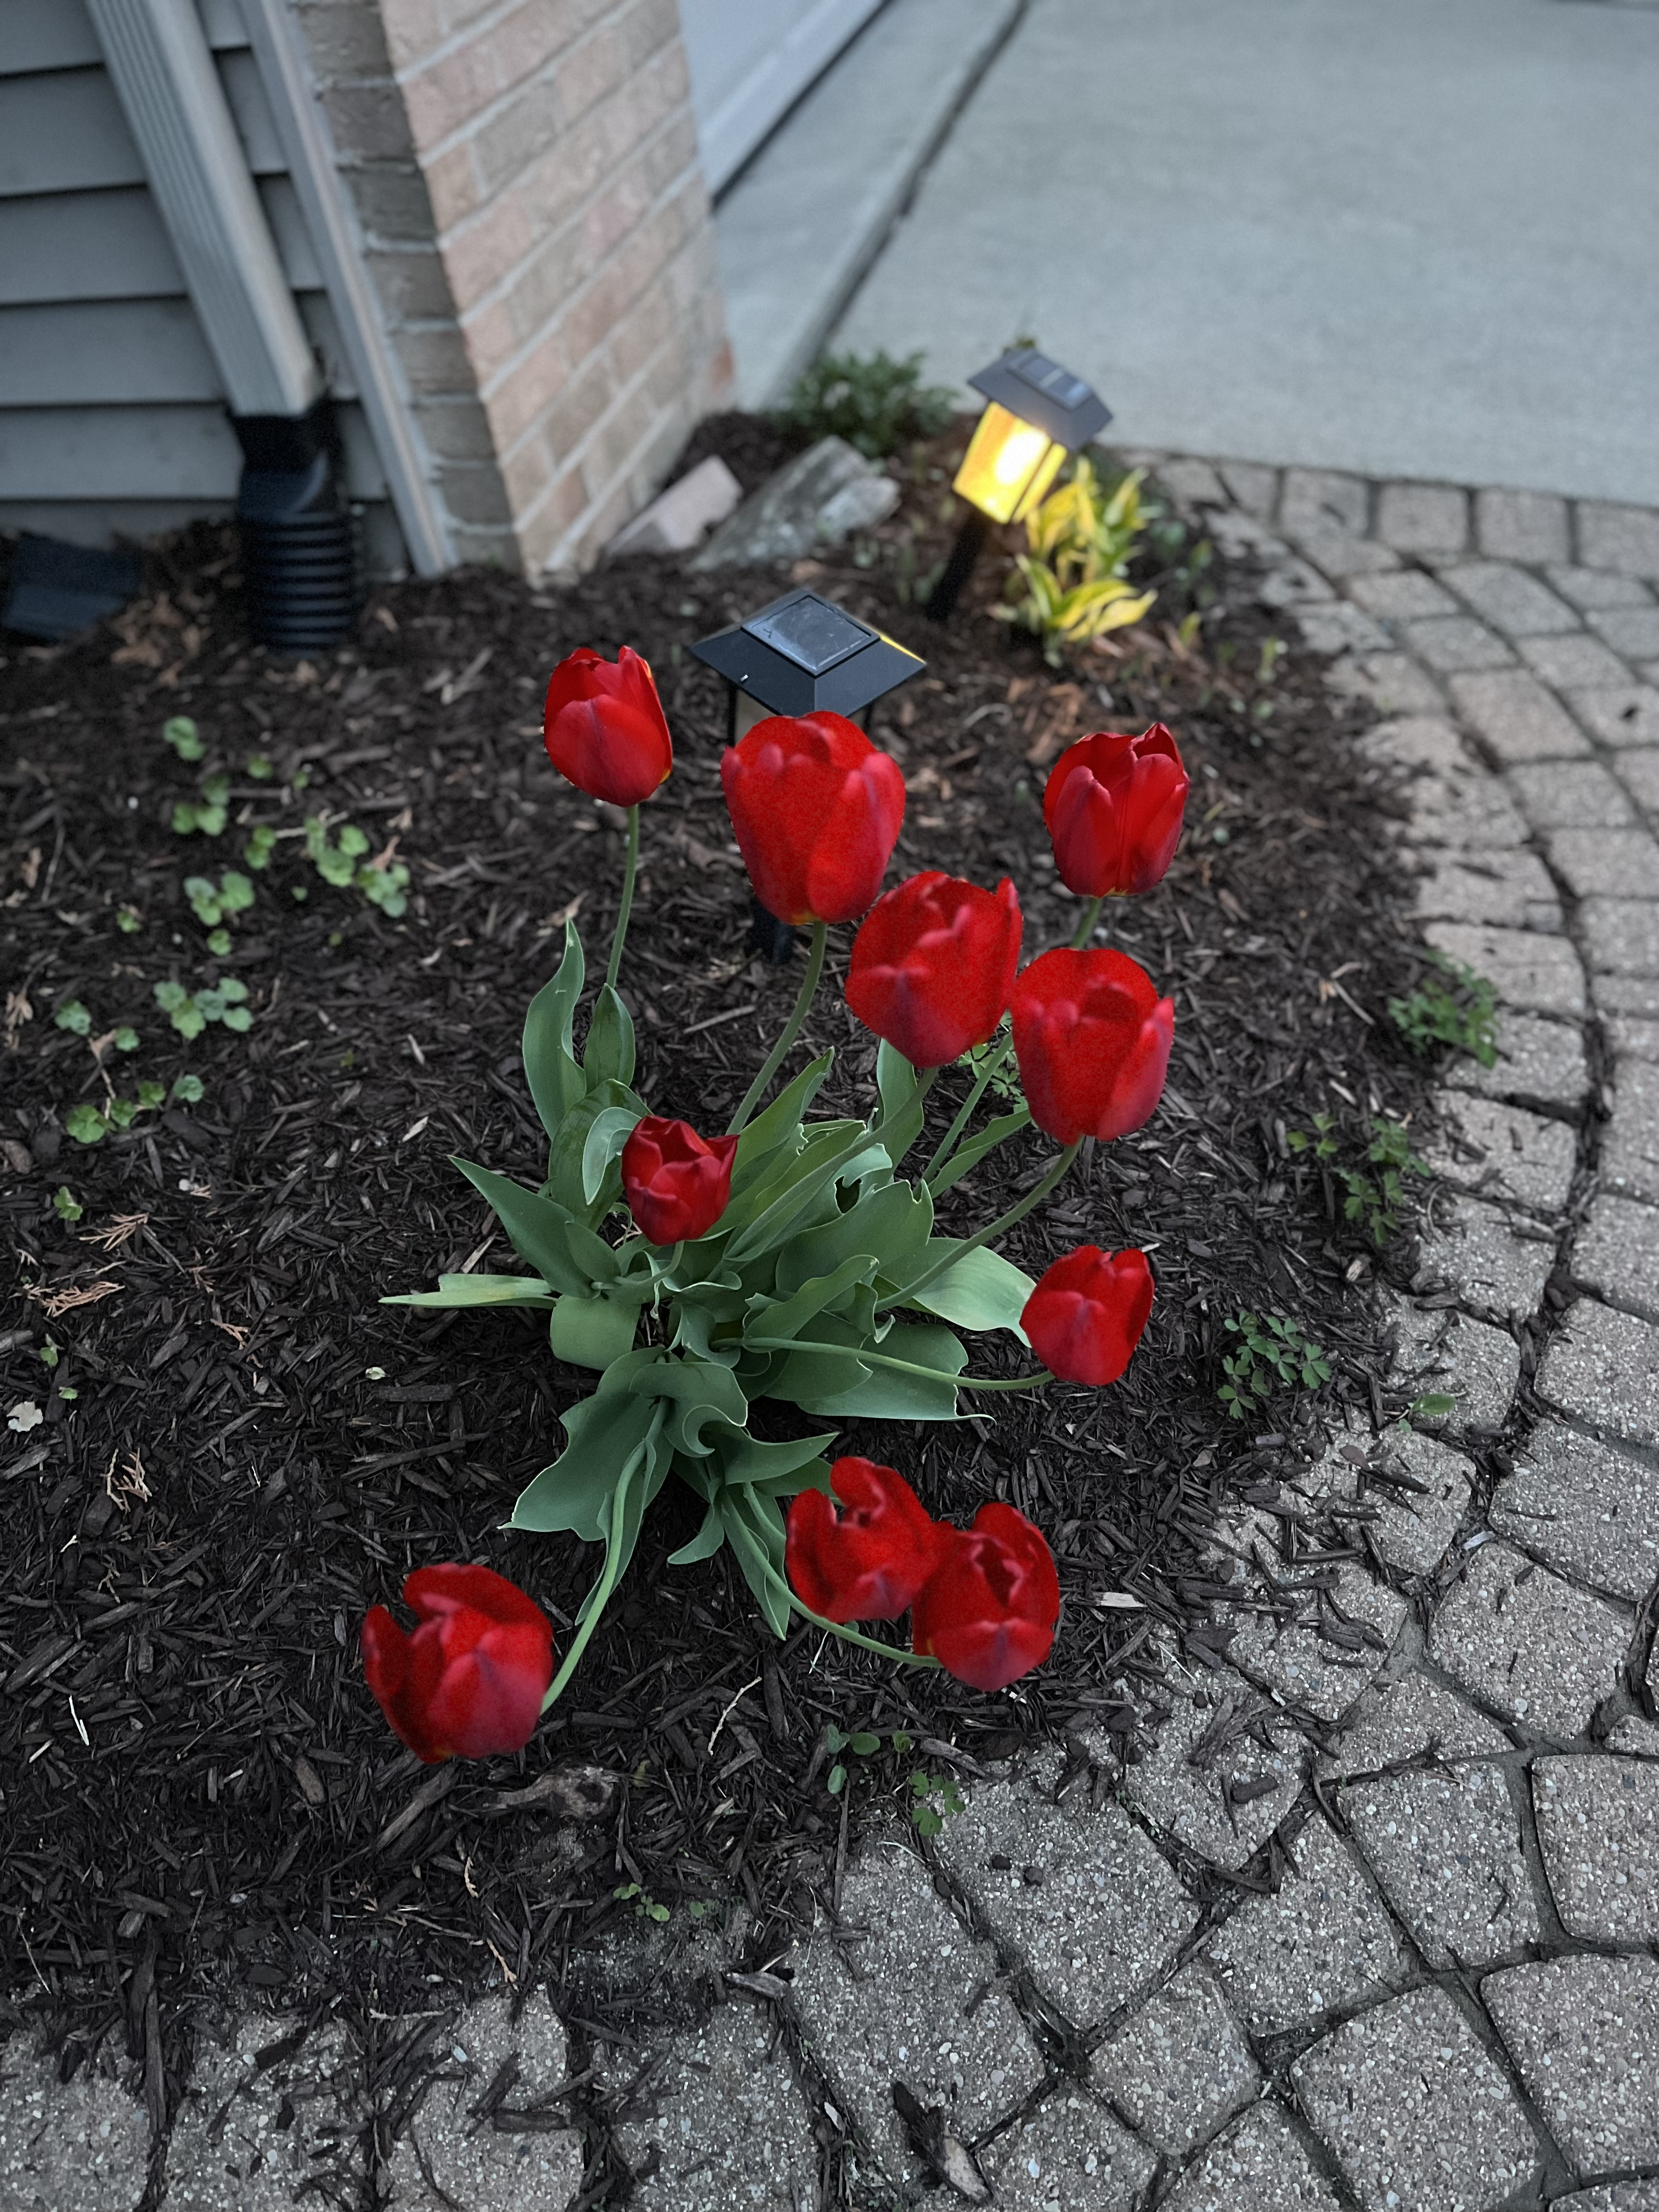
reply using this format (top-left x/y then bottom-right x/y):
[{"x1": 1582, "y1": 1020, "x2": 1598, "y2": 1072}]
[
  {"x1": 666, "y1": 1496, "x2": 727, "y2": 1567},
  {"x1": 780, "y1": 1322, "x2": 968, "y2": 1421},
  {"x1": 904, "y1": 1242, "x2": 1035, "y2": 1342},
  {"x1": 545, "y1": 1082, "x2": 642, "y2": 1224},
  {"x1": 547, "y1": 1292, "x2": 639, "y2": 1370},
  {"x1": 522, "y1": 922, "x2": 588, "y2": 1139},
  {"x1": 511, "y1": 1388, "x2": 659, "y2": 1538},
  {"x1": 747, "y1": 1252, "x2": 877, "y2": 1345},
  {"x1": 929, "y1": 1108, "x2": 1031, "y2": 1200},
  {"x1": 453, "y1": 1158, "x2": 609, "y2": 1294},
  {"x1": 382, "y1": 1271, "x2": 558, "y2": 1310},
  {"x1": 583, "y1": 982, "x2": 636, "y2": 1091},
  {"x1": 876, "y1": 1039, "x2": 919, "y2": 1121},
  {"x1": 582, "y1": 1103, "x2": 644, "y2": 1206},
  {"x1": 775, "y1": 1178, "x2": 932, "y2": 1297},
  {"x1": 730, "y1": 1050, "x2": 834, "y2": 1190}
]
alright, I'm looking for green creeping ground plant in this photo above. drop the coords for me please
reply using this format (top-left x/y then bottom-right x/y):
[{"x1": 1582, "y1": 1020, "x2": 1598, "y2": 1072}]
[
  {"x1": 305, "y1": 817, "x2": 411, "y2": 917},
  {"x1": 995, "y1": 458, "x2": 1158, "y2": 666},
  {"x1": 243, "y1": 826, "x2": 278, "y2": 872},
  {"x1": 777, "y1": 348, "x2": 956, "y2": 460},
  {"x1": 1288, "y1": 1113, "x2": 1429, "y2": 1248},
  {"x1": 163, "y1": 716, "x2": 204, "y2": 763},
  {"x1": 822, "y1": 1725, "x2": 966, "y2": 1838},
  {"x1": 1218, "y1": 1311, "x2": 1331, "y2": 1421},
  {"x1": 64, "y1": 1074, "x2": 200, "y2": 1147},
  {"x1": 1389, "y1": 951, "x2": 1498, "y2": 1069},
  {"x1": 172, "y1": 776, "x2": 229, "y2": 838},
  {"x1": 155, "y1": 977, "x2": 252, "y2": 1040},
  {"x1": 612, "y1": 1883, "x2": 670, "y2": 1923},
  {"x1": 52, "y1": 1188, "x2": 83, "y2": 1223},
  {"x1": 185, "y1": 870, "x2": 255, "y2": 954}
]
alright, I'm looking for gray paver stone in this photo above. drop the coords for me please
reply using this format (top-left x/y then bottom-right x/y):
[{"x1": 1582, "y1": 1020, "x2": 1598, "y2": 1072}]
[
  {"x1": 1290, "y1": 1984, "x2": 1538, "y2": 2212},
  {"x1": 1359, "y1": 712, "x2": 1478, "y2": 778},
  {"x1": 1349, "y1": 571, "x2": 1458, "y2": 620},
  {"x1": 1545, "y1": 826, "x2": 1659, "y2": 899},
  {"x1": 1442, "y1": 561, "x2": 1581, "y2": 637},
  {"x1": 1257, "y1": 556, "x2": 1338, "y2": 612},
  {"x1": 1554, "y1": 2188, "x2": 1659, "y2": 2212},
  {"x1": 1509, "y1": 756, "x2": 1635, "y2": 828},
  {"x1": 1295, "y1": 603, "x2": 1391, "y2": 657},
  {"x1": 790, "y1": 1845, "x2": 1042, "y2": 2192},
  {"x1": 1607, "y1": 1712, "x2": 1659, "y2": 1757},
  {"x1": 1342, "y1": 1761, "x2": 1539, "y2": 1968},
  {"x1": 1489, "y1": 1419, "x2": 1659, "y2": 1602},
  {"x1": 1223, "y1": 1562, "x2": 1406, "y2": 1722},
  {"x1": 1536, "y1": 1296, "x2": 1659, "y2": 1446},
  {"x1": 1592, "y1": 606, "x2": 1659, "y2": 661},
  {"x1": 1476, "y1": 490, "x2": 1570, "y2": 566},
  {"x1": 379, "y1": 1994, "x2": 582, "y2": 2212},
  {"x1": 936, "y1": 1758, "x2": 1195, "y2": 2028},
  {"x1": 1160, "y1": 2100, "x2": 1344, "y2": 2212},
  {"x1": 1122, "y1": 1664, "x2": 1305, "y2": 1874},
  {"x1": 1430, "y1": 1539, "x2": 1630, "y2": 1740},
  {"x1": 1601, "y1": 1056, "x2": 1659, "y2": 1205},
  {"x1": 976, "y1": 2090, "x2": 1155, "y2": 2210},
  {"x1": 610, "y1": 2000, "x2": 817, "y2": 2212},
  {"x1": 1483, "y1": 1955, "x2": 1659, "y2": 2174},
  {"x1": 1446, "y1": 1008, "x2": 1588, "y2": 1110},
  {"x1": 1205, "y1": 1814, "x2": 1408, "y2": 2033},
  {"x1": 1280, "y1": 469, "x2": 1368, "y2": 538},
  {"x1": 1447, "y1": 668, "x2": 1590, "y2": 763},
  {"x1": 1533, "y1": 1756, "x2": 1659, "y2": 1942},
  {"x1": 1293, "y1": 528, "x2": 1400, "y2": 580},
  {"x1": 1412, "y1": 1193, "x2": 1556, "y2": 1324},
  {"x1": 1218, "y1": 460, "x2": 1278, "y2": 516},
  {"x1": 1422, "y1": 922, "x2": 1587, "y2": 1017},
  {"x1": 1576, "y1": 898, "x2": 1659, "y2": 980},
  {"x1": 1402, "y1": 616, "x2": 1514, "y2": 674},
  {"x1": 0, "y1": 2035, "x2": 149, "y2": 2212},
  {"x1": 1376, "y1": 482, "x2": 1468, "y2": 555},
  {"x1": 1608, "y1": 1013, "x2": 1659, "y2": 1062},
  {"x1": 1577, "y1": 501, "x2": 1659, "y2": 581},
  {"x1": 1545, "y1": 565, "x2": 1656, "y2": 614},
  {"x1": 1570, "y1": 684, "x2": 1659, "y2": 749},
  {"x1": 1089, "y1": 1964, "x2": 1259, "y2": 2156},
  {"x1": 166, "y1": 2016, "x2": 365, "y2": 2211},
  {"x1": 1386, "y1": 1299, "x2": 1520, "y2": 1437},
  {"x1": 1156, "y1": 457, "x2": 1227, "y2": 510},
  {"x1": 1519, "y1": 630, "x2": 1632, "y2": 691},
  {"x1": 1613, "y1": 747, "x2": 1659, "y2": 815},
  {"x1": 1291, "y1": 1420, "x2": 1475, "y2": 1577},
  {"x1": 1575, "y1": 1194, "x2": 1659, "y2": 1322},
  {"x1": 1325, "y1": 651, "x2": 1448, "y2": 720},
  {"x1": 1412, "y1": 847, "x2": 1561, "y2": 930},
  {"x1": 1318, "y1": 1671, "x2": 1510, "y2": 1778},
  {"x1": 1423, "y1": 1091, "x2": 1576, "y2": 1215},
  {"x1": 1598, "y1": 972, "x2": 1659, "y2": 1018}
]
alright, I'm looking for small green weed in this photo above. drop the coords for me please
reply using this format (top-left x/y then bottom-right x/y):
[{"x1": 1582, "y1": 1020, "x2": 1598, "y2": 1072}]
[
  {"x1": 155, "y1": 976, "x2": 252, "y2": 1039},
  {"x1": 1288, "y1": 1113, "x2": 1428, "y2": 1247},
  {"x1": 956, "y1": 1031, "x2": 1024, "y2": 1107},
  {"x1": 612, "y1": 1882, "x2": 670, "y2": 1925},
  {"x1": 116, "y1": 905, "x2": 142, "y2": 935},
  {"x1": 52, "y1": 1188, "x2": 82, "y2": 1223},
  {"x1": 163, "y1": 716, "x2": 204, "y2": 763},
  {"x1": 1389, "y1": 951, "x2": 1498, "y2": 1068},
  {"x1": 909, "y1": 1769, "x2": 966, "y2": 1839},
  {"x1": 65, "y1": 1071, "x2": 205, "y2": 1147},
  {"x1": 172, "y1": 775, "x2": 229, "y2": 838},
  {"x1": 1218, "y1": 1311, "x2": 1331, "y2": 1420},
  {"x1": 54, "y1": 1000, "x2": 91, "y2": 1037},
  {"x1": 822, "y1": 1724, "x2": 966, "y2": 1837},
  {"x1": 245, "y1": 754, "x2": 274, "y2": 781},
  {"x1": 777, "y1": 348, "x2": 956, "y2": 460},
  {"x1": 305, "y1": 817, "x2": 410, "y2": 917},
  {"x1": 184, "y1": 871, "x2": 255, "y2": 956},
  {"x1": 243, "y1": 826, "x2": 278, "y2": 871}
]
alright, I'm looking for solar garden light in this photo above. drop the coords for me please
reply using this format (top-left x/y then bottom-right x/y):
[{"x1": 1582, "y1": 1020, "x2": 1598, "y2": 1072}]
[
  {"x1": 924, "y1": 347, "x2": 1114, "y2": 623},
  {"x1": 692, "y1": 586, "x2": 924, "y2": 962}
]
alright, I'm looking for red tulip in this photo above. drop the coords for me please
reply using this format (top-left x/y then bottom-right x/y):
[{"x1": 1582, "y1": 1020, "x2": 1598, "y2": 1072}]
[
  {"x1": 361, "y1": 1564, "x2": 554, "y2": 1764},
  {"x1": 785, "y1": 1457, "x2": 940, "y2": 1622},
  {"x1": 621, "y1": 1115, "x2": 739, "y2": 1245},
  {"x1": 1010, "y1": 948, "x2": 1174, "y2": 1144},
  {"x1": 911, "y1": 1503, "x2": 1059, "y2": 1691},
  {"x1": 721, "y1": 712, "x2": 905, "y2": 926},
  {"x1": 543, "y1": 645, "x2": 672, "y2": 806},
  {"x1": 1023, "y1": 1245, "x2": 1153, "y2": 1386},
  {"x1": 1043, "y1": 725, "x2": 1190, "y2": 899},
  {"x1": 845, "y1": 872, "x2": 1023, "y2": 1069}
]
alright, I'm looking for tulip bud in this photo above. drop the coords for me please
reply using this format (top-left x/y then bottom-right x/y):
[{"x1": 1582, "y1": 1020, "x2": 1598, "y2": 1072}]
[
  {"x1": 721, "y1": 712, "x2": 905, "y2": 926},
  {"x1": 1022, "y1": 1245, "x2": 1153, "y2": 1386},
  {"x1": 845, "y1": 872, "x2": 1022, "y2": 1069},
  {"x1": 1010, "y1": 948, "x2": 1175, "y2": 1144},
  {"x1": 620, "y1": 1115, "x2": 738, "y2": 1245},
  {"x1": 785, "y1": 1458, "x2": 940, "y2": 1622},
  {"x1": 543, "y1": 645, "x2": 673, "y2": 807},
  {"x1": 1043, "y1": 725, "x2": 1190, "y2": 899},
  {"x1": 911, "y1": 1504, "x2": 1059, "y2": 1692},
  {"x1": 361, "y1": 1564, "x2": 554, "y2": 1764}
]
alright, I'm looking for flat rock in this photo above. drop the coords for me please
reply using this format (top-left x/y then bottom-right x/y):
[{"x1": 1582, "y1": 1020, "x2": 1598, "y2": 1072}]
[
  {"x1": 1205, "y1": 1815, "x2": 1408, "y2": 2033},
  {"x1": 1291, "y1": 1985, "x2": 1538, "y2": 2212},
  {"x1": 1122, "y1": 1664, "x2": 1305, "y2": 1874},
  {"x1": 1317, "y1": 1672, "x2": 1510, "y2": 1778},
  {"x1": 608, "y1": 455, "x2": 742, "y2": 555},
  {"x1": 1342, "y1": 1761, "x2": 1539, "y2": 1968},
  {"x1": 690, "y1": 436, "x2": 898, "y2": 569},
  {"x1": 1537, "y1": 1297, "x2": 1659, "y2": 1447},
  {"x1": 1386, "y1": 1299, "x2": 1520, "y2": 1437},
  {"x1": 1159, "y1": 2100, "x2": 1344, "y2": 2212},
  {"x1": 1533, "y1": 1756, "x2": 1659, "y2": 1943},
  {"x1": 1423, "y1": 1093, "x2": 1576, "y2": 1216},
  {"x1": 1554, "y1": 2190, "x2": 1659, "y2": 2212},
  {"x1": 1088, "y1": 1964, "x2": 1260, "y2": 2157},
  {"x1": 1423, "y1": 921, "x2": 1587, "y2": 1017},
  {"x1": 378, "y1": 1993, "x2": 582, "y2": 2212},
  {"x1": 0, "y1": 2035, "x2": 149, "y2": 2212},
  {"x1": 609, "y1": 2000, "x2": 818, "y2": 2212},
  {"x1": 1443, "y1": 1009, "x2": 1588, "y2": 1111},
  {"x1": 975, "y1": 2090, "x2": 1155, "y2": 2210},
  {"x1": 1483, "y1": 1955, "x2": 1659, "y2": 2174},
  {"x1": 789, "y1": 1844, "x2": 1042, "y2": 2191},
  {"x1": 1430, "y1": 1539, "x2": 1630, "y2": 1741},
  {"x1": 1489, "y1": 1420, "x2": 1659, "y2": 1602},
  {"x1": 1412, "y1": 1193, "x2": 1556, "y2": 1325},
  {"x1": 166, "y1": 2015, "x2": 365, "y2": 2211},
  {"x1": 1574, "y1": 1193, "x2": 1659, "y2": 1323},
  {"x1": 1285, "y1": 1418, "x2": 1475, "y2": 1577}
]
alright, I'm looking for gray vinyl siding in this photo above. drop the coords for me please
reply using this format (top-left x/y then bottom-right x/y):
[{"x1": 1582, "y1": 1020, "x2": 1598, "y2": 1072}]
[{"x1": 0, "y1": 0, "x2": 401, "y2": 568}]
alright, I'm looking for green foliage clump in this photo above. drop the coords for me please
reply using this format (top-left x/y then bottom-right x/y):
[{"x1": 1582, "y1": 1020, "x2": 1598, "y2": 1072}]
[
  {"x1": 777, "y1": 348, "x2": 956, "y2": 460},
  {"x1": 162, "y1": 716, "x2": 204, "y2": 763},
  {"x1": 185, "y1": 870, "x2": 255, "y2": 953},
  {"x1": 305, "y1": 817, "x2": 410, "y2": 917},
  {"x1": 172, "y1": 775, "x2": 229, "y2": 838},
  {"x1": 155, "y1": 975, "x2": 252, "y2": 1039},
  {"x1": 821, "y1": 1723, "x2": 966, "y2": 1838},
  {"x1": 1218, "y1": 1311, "x2": 1330, "y2": 1420},
  {"x1": 1389, "y1": 951, "x2": 1498, "y2": 1068},
  {"x1": 244, "y1": 826, "x2": 278, "y2": 871},
  {"x1": 995, "y1": 458, "x2": 1157, "y2": 665},
  {"x1": 1288, "y1": 1112, "x2": 1428, "y2": 1248}
]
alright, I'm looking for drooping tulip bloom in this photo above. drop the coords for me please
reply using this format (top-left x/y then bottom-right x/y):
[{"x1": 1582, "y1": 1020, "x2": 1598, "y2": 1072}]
[
  {"x1": 621, "y1": 1115, "x2": 739, "y2": 1245},
  {"x1": 1043, "y1": 725, "x2": 1190, "y2": 899},
  {"x1": 785, "y1": 1457, "x2": 940, "y2": 1622},
  {"x1": 845, "y1": 872, "x2": 1022, "y2": 1068},
  {"x1": 1011, "y1": 948, "x2": 1174, "y2": 1144},
  {"x1": 543, "y1": 645, "x2": 673, "y2": 806},
  {"x1": 911, "y1": 1504, "x2": 1059, "y2": 1692},
  {"x1": 721, "y1": 712, "x2": 905, "y2": 926},
  {"x1": 1022, "y1": 1245, "x2": 1153, "y2": 1386},
  {"x1": 361, "y1": 1564, "x2": 554, "y2": 1764}
]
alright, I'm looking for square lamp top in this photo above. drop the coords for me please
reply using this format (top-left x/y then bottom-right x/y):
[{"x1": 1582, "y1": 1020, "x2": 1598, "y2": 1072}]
[
  {"x1": 967, "y1": 347, "x2": 1112, "y2": 453},
  {"x1": 691, "y1": 588, "x2": 924, "y2": 720}
]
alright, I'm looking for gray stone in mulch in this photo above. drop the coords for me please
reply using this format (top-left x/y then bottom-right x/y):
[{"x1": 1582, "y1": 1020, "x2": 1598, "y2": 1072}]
[
  {"x1": 1601, "y1": 1057, "x2": 1659, "y2": 1207},
  {"x1": 975, "y1": 2090, "x2": 1156, "y2": 2210},
  {"x1": 1423, "y1": 1092, "x2": 1577, "y2": 1217},
  {"x1": 608, "y1": 2000, "x2": 819, "y2": 2212},
  {"x1": 1205, "y1": 1815, "x2": 1409, "y2": 2035},
  {"x1": 376, "y1": 1994, "x2": 583, "y2": 2212},
  {"x1": 1386, "y1": 1299, "x2": 1520, "y2": 1438},
  {"x1": 1412, "y1": 847, "x2": 1562, "y2": 932},
  {"x1": 1341, "y1": 1760, "x2": 1540, "y2": 1969},
  {"x1": 788, "y1": 1843, "x2": 1043, "y2": 2193},
  {"x1": 1573, "y1": 1193, "x2": 1659, "y2": 1323},
  {"x1": 1222, "y1": 1562, "x2": 1407, "y2": 1723},
  {"x1": 166, "y1": 2015, "x2": 368, "y2": 2211},
  {"x1": 0, "y1": 2034, "x2": 150, "y2": 2212},
  {"x1": 1159, "y1": 2100, "x2": 1344, "y2": 2212},
  {"x1": 1444, "y1": 1009, "x2": 1589, "y2": 1113},
  {"x1": 1430, "y1": 1539, "x2": 1630, "y2": 1741},
  {"x1": 1290, "y1": 1985, "x2": 1539, "y2": 2212},
  {"x1": 1412, "y1": 1193, "x2": 1557, "y2": 1327},
  {"x1": 1536, "y1": 1297, "x2": 1659, "y2": 1448},
  {"x1": 1483, "y1": 1955, "x2": 1659, "y2": 2176},
  {"x1": 1120, "y1": 1663, "x2": 1305, "y2": 1876},
  {"x1": 1533, "y1": 1756, "x2": 1659, "y2": 1944},
  {"x1": 689, "y1": 436, "x2": 898, "y2": 569},
  {"x1": 935, "y1": 1755, "x2": 1195, "y2": 2030},
  {"x1": 1317, "y1": 1672, "x2": 1511, "y2": 1778},
  {"x1": 1088, "y1": 1963, "x2": 1260, "y2": 2158},
  {"x1": 1489, "y1": 1420, "x2": 1659, "y2": 1604},
  {"x1": 1424, "y1": 921, "x2": 1588, "y2": 1018}
]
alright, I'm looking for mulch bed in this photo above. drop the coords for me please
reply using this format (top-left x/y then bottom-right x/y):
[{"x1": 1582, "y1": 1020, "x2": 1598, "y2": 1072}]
[{"x1": 1, "y1": 422, "x2": 1439, "y2": 2075}]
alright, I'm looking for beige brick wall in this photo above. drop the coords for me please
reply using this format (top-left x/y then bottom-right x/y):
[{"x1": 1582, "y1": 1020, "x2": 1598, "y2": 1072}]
[{"x1": 296, "y1": 0, "x2": 732, "y2": 576}]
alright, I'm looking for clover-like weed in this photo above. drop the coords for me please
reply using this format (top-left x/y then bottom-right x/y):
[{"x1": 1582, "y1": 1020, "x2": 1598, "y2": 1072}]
[
  {"x1": 155, "y1": 976, "x2": 252, "y2": 1039},
  {"x1": 1288, "y1": 1111, "x2": 1428, "y2": 1248},
  {"x1": 1218, "y1": 1310, "x2": 1331, "y2": 1420},
  {"x1": 1389, "y1": 951, "x2": 1498, "y2": 1068}
]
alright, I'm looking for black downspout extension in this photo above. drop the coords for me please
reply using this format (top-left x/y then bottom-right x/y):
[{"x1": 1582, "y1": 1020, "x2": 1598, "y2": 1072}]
[{"x1": 232, "y1": 397, "x2": 359, "y2": 654}]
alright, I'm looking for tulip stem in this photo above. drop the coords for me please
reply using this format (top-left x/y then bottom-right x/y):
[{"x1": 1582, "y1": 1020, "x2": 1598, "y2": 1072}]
[
  {"x1": 536, "y1": 1435, "x2": 648, "y2": 1716},
  {"x1": 728, "y1": 921, "x2": 828, "y2": 1133},
  {"x1": 603, "y1": 804, "x2": 641, "y2": 996},
  {"x1": 923, "y1": 1032, "x2": 1013, "y2": 1185},
  {"x1": 746, "y1": 1338, "x2": 1053, "y2": 1393},
  {"x1": 1070, "y1": 893, "x2": 1105, "y2": 949},
  {"x1": 888, "y1": 1140, "x2": 1083, "y2": 1310},
  {"x1": 772, "y1": 1575, "x2": 944, "y2": 1667}
]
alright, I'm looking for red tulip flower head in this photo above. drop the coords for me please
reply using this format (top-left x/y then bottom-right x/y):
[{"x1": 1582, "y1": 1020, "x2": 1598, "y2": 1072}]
[
  {"x1": 1043, "y1": 724, "x2": 1190, "y2": 898},
  {"x1": 621, "y1": 1115, "x2": 739, "y2": 1245},
  {"x1": 721, "y1": 712, "x2": 906, "y2": 925},
  {"x1": 543, "y1": 645, "x2": 673, "y2": 807},
  {"x1": 911, "y1": 1504, "x2": 1059, "y2": 1692},
  {"x1": 785, "y1": 1458, "x2": 939, "y2": 1622},
  {"x1": 1023, "y1": 1245, "x2": 1154, "y2": 1386},
  {"x1": 361, "y1": 1564, "x2": 554, "y2": 1764},
  {"x1": 1011, "y1": 948, "x2": 1175, "y2": 1144},
  {"x1": 846, "y1": 872, "x2": 1023, "y2": 1068}
]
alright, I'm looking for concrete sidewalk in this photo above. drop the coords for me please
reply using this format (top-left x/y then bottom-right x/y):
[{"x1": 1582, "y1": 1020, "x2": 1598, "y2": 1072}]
[{"x1": 828, "y1": 0, "x2": 1659, "y2": 503}]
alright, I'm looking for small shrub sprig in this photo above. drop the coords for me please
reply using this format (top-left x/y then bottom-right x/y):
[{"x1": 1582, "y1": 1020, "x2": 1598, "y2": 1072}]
[
  {"x1": 1389, "y1": 951, "x2": 1498, "y2": 1068},
  {"x1": 778, "y1": 348, "x2": 956, "y2": 460}
]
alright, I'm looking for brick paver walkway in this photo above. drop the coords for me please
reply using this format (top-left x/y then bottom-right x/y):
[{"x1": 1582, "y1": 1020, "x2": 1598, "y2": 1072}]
[{"x1": 4, "y1": 470, "x2": 1657, "y2": 2209}]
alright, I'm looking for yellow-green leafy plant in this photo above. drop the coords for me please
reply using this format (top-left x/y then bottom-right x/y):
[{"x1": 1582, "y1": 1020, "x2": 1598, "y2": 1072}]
[{"x1": 995, "y1": 458, "x2": 1156, "y2": 665}]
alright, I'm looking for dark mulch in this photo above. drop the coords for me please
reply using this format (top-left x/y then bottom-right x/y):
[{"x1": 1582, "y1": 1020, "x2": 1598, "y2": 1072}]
[{"x1": 1, "y1": 422, "x2": 1436, "y2": 2073}]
